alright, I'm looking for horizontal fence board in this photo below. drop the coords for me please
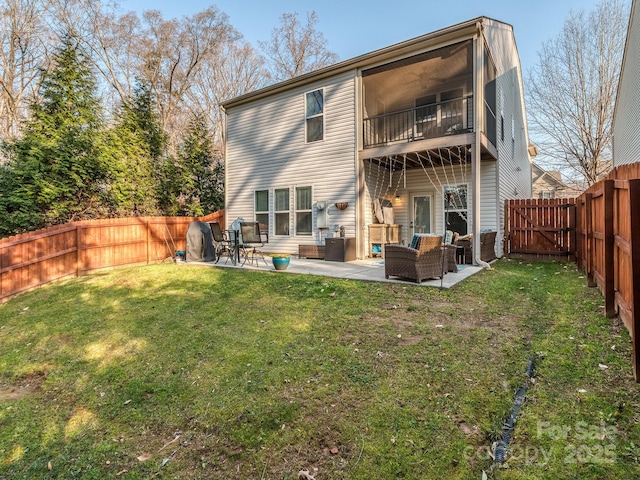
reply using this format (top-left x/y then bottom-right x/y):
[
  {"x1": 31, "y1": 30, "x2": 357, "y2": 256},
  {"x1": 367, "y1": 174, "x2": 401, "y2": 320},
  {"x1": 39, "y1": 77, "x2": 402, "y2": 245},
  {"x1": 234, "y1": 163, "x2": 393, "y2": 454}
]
[{"x1": 0, "y1": 211, "x2": 224, "y2": 302}]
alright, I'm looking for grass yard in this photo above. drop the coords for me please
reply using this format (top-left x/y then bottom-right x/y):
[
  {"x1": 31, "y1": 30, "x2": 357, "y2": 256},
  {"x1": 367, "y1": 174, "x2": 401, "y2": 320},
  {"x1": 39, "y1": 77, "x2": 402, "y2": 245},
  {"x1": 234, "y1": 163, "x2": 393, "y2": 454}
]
[{"x1": 0, "y1": 260, "x2": 639, "y2": 479}]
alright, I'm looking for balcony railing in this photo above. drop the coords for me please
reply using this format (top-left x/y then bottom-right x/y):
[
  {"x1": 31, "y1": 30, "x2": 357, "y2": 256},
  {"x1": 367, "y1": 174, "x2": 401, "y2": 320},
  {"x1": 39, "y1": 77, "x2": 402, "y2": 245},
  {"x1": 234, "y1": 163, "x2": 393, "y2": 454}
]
[{"x1": 363, "y1": 95, "x2": 474, "y2": 148}]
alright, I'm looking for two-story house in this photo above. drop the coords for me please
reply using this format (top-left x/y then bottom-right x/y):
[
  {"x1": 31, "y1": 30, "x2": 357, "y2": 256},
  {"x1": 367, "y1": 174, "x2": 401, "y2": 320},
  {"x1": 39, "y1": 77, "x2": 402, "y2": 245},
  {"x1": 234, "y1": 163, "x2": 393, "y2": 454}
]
[{"x1": 222, "y1": 17, "x2": 533, "y2": 263}]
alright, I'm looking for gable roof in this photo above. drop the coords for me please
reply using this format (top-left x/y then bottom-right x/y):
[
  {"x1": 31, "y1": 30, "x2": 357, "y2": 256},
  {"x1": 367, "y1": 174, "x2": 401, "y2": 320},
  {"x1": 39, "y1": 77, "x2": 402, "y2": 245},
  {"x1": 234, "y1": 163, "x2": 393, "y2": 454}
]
[
  {"x1": 222, "y1": 16, "x2": 513, "y2": 109},
  {"x1": 531, "y1": 162, "x2": 567, "y2": 188}
]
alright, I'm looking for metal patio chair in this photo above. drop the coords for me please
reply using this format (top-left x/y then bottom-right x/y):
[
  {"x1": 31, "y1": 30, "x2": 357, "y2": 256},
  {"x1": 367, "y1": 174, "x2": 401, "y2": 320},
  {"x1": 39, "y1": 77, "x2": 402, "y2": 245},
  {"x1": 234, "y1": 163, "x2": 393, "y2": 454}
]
[
  {"x1": 239, "y1": 222, "x2": 269, "y2": 267},
  {"x1": 209, "y1": 222, "x2": 233, "y2": 264}
]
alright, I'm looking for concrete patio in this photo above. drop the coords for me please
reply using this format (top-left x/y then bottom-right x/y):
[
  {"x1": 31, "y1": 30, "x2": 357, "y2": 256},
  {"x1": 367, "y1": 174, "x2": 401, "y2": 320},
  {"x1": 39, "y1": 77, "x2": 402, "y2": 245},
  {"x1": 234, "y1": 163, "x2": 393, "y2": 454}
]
[{"x1": 184, "y1": 255, "x2": 484, "y2": 288}]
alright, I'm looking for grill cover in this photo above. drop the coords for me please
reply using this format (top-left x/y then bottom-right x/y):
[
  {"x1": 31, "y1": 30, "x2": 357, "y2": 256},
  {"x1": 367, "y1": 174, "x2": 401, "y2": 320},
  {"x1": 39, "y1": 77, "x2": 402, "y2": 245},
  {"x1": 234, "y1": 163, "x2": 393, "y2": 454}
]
[{"x1": 186, "y1": 221, "x2": 215, "y2": 262}]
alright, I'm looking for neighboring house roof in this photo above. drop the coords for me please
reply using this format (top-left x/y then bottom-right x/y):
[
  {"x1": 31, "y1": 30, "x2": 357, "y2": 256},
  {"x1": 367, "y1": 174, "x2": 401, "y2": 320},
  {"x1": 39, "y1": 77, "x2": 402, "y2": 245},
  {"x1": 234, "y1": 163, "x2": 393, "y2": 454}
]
[
  {"x1": 531, "y1": 162, "x2": 582, "y2": 197},
  {"x1": 532, "y1": 163, "x2": 564, "y2": 185},
  {"x1": 222, "y1": 16, "x2": 512, "y2": 109}
]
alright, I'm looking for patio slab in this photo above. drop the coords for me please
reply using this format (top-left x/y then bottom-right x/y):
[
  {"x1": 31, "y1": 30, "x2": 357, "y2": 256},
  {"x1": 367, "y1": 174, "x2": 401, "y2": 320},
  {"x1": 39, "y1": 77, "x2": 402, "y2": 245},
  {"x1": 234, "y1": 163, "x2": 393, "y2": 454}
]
[{"x1": 184, "y1": 256, "x2": 484, "y2": 288}]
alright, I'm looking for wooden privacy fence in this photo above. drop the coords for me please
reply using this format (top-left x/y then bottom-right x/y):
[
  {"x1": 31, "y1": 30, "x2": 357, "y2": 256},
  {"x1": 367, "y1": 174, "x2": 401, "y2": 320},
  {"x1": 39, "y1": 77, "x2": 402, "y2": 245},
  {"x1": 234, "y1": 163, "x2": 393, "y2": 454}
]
[
  {"x1": 506, "y1": 198, "x2": 576, "y2": 261},
  {"x1": 506, "y1": 162, "x2": 640, "y2": 380},
  {"x1": 0, "y1": 211, "x2": 224, "y2": 303},
  {"x1": 576, "y1": 166, "x2": 640, "y2": 380}
]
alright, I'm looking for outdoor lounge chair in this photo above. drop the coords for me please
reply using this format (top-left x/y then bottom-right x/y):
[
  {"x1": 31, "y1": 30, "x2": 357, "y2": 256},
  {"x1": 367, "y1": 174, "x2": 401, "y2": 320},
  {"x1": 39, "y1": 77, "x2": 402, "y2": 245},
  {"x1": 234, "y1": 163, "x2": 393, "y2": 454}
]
[{"x1": 384, "y1": 234, "x2": 445, "y2": 283}]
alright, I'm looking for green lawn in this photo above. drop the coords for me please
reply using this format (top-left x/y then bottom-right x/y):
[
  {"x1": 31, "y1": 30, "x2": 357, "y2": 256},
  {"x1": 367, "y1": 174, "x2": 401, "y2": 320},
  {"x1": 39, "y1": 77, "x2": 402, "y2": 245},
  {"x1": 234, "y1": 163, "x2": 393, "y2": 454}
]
[{"x1": 0, "y1": 260, "x2": 639, "y2": 479}]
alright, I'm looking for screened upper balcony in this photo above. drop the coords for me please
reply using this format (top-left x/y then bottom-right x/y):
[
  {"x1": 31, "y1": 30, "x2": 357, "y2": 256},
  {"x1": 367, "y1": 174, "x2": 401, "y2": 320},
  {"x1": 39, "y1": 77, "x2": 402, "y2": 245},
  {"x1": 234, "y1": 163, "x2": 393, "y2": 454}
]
[{"x1": 361, "y1": 40, "x2": 496, "y2": 149}]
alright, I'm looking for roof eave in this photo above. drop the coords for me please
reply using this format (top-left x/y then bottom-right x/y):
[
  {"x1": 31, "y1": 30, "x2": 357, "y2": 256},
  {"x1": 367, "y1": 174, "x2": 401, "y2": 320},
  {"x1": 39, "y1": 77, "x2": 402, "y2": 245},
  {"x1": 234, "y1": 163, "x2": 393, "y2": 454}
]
[{"x1": 221, "y1": 16, "x2": 488, "y2": 109}]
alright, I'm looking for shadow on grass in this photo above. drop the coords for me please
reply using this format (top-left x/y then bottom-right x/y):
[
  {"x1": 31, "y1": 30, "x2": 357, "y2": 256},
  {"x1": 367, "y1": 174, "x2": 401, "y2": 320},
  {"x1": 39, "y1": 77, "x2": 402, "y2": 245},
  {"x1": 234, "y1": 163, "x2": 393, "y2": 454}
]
[{"x1": 0, "y1": 261, "x2": 637, "y2": 479}]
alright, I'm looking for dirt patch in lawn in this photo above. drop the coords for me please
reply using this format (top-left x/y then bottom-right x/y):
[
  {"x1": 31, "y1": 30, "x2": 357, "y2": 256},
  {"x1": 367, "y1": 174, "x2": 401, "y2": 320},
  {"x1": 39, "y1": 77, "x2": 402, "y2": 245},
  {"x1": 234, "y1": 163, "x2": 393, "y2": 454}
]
[{"x1": 0, "y1": 371, "x2": 46, "y2": 401}]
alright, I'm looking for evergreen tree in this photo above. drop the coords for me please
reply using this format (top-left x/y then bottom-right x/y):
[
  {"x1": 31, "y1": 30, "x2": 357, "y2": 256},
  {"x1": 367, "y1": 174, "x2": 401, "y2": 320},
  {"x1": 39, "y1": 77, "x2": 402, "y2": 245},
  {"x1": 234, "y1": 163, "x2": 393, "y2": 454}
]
[
  {"x1": 0, "y1": 33, "x2": 107, "y2": 235},
  {"x1": 161, "y1": 113, "x2": 224, "y2": 216},
  {"x1": 0, "y1": 163, "x2": 40, "y2": 236},
  {"x1": 103, "y1": 81, "x2": 165, "y2": 216}
]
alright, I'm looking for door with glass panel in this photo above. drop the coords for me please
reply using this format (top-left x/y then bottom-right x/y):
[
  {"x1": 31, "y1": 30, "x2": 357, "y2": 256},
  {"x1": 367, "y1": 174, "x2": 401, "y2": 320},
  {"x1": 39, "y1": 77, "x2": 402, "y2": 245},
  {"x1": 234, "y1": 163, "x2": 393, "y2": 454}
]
[{"x1": 410, "y1": 194, "x2": 432, "y2": 235}]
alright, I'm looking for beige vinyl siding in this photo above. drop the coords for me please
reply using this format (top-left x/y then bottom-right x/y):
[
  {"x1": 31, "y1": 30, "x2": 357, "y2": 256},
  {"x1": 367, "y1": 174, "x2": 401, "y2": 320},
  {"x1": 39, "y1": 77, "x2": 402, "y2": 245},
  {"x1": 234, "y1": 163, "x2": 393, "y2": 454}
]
[
  {"x1": 363, "y1": 163, "x2": 473, "y2": 248},
  {"x1": 614, "y1": 0, "x2": 640, "y2": 166},
  {"x1": 225, "y1": 71, "x2": 358, "y2": 254},
  {"x1": 480, "y1": 161, "x2": 499, "y2": 255},
  {"x1": 482, "y1": 20, "x2": 532, "y2": 255}
]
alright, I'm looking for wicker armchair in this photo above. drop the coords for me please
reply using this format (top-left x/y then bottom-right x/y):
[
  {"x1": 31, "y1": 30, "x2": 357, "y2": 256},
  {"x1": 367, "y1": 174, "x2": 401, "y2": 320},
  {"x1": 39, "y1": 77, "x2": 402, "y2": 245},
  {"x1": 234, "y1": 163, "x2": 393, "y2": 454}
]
[
  {"x1": 455, "y1": 230, "x2": 497, "y2": 264},
  {"x1": 480, "y1": 231, "x2": 497, "y2": 262},
  {"x1": 384, "y1": 234, "x2": 445, "y2": 283},
  {"x1": 444, "y1": 243, "x2": 458, "y2": 272},
  {"x1": 444, "y1": 231, "x2": 459, "y2": 273}
]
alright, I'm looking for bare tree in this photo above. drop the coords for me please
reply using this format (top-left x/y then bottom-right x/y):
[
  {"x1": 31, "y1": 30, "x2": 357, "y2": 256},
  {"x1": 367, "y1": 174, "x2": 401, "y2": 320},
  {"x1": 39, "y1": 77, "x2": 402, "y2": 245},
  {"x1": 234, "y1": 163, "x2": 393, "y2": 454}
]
[
  {"x1": 258, "y1": 11, "x2": 339, "y2": 83},
  {"x1": 135, "y1": 7, "x2": 240, "y2": 150},
  {"x1": 50, "y1": 1, "x2": 242, "y2": 148},
  {"x1": 2, "y1": 0, "x2": 272, "y2": 158},
  {"x1": 188, "y1": 40, "x2": 269, "y2": 148},
  {"x1": 46, "y1": 0, "x2": 143, "y2": 112},
  {"x1": 527, "y1": 0, "x2": 629, "y2": 187},
  {"x1": 0, "y1": 0, "x2": 53, "y2": 143}
]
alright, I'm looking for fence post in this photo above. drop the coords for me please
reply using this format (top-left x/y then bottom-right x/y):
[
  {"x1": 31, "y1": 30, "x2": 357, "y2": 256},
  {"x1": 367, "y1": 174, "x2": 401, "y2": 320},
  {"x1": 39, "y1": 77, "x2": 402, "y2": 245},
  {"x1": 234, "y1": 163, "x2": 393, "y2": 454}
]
[
  {"x1": 146, "y1": 220, "x2": 151, "y2": 265},
  {"x1": 568, "y1": 199, "x2": 577, "y2": 262},
  {"x1": 76, "y1": 224, "x2": 82, "y2": 277},
  {"x1": 575, "y1": 195, "x2": 584, "y2": 271},
  {"x1": 604, "y1": 180, "x2": 615, "y2": 317},
  {"x1": 628, "y1": 179, "x2": 640, "y2": 381},
  {"x1": 584, "y1": 193, "x2": 595, "y2": 286},
  {"x1": 0, "y1": 242, "x2": 3, "y2": 299},
  {"x1": 503, "y1": 199, "x2": 509, "y2": 257}
]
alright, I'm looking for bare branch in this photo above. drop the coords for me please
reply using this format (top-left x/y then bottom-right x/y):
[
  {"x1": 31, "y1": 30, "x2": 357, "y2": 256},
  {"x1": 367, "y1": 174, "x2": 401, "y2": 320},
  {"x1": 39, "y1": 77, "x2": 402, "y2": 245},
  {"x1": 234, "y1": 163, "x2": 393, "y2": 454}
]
[
  {"x1": 258, "y1": 11, "x2": 339, "y2": 83},
  {"x1": 527, "y1": 0, "x2": 629, "y2": 187}
]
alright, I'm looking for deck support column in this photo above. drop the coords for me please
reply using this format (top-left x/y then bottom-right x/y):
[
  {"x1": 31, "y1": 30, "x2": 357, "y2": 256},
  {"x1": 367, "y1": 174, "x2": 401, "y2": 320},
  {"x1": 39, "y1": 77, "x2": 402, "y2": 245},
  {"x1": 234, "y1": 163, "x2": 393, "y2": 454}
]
[{"x1": 471, "y1": 28, "x2": 487, "y2": 268}]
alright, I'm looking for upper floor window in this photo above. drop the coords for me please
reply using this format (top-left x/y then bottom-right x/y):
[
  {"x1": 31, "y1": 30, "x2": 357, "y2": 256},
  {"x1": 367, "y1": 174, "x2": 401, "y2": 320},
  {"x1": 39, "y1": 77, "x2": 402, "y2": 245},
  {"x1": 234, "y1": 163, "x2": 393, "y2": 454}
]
[
  {"x1": 295, "y1": 186, "x2": 313, "y2": 235},
  {"x1": 305, "y1": 89, "x2": 324, "y2": 142}
]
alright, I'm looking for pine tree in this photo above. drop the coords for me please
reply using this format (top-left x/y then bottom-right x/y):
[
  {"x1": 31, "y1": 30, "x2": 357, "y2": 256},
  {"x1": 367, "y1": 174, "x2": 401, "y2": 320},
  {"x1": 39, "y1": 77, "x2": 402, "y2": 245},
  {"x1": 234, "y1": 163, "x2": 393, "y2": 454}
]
[
  {"x1": 103, "y1": 81, "x2": 165, "y2": 216},
  {"x1": 0, "y1": 33, "x2": 107, "y2": 235},
  {"x1": 161, "y1": 114, "x2": 224, "y2": 216}
]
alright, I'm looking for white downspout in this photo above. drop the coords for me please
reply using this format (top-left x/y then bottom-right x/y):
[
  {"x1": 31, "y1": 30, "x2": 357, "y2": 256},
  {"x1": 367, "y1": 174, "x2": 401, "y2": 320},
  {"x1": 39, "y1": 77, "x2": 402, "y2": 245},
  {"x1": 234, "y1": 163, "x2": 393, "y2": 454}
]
[{"x1": 473, "y1": 25, "x2": 491, "y2": 270}]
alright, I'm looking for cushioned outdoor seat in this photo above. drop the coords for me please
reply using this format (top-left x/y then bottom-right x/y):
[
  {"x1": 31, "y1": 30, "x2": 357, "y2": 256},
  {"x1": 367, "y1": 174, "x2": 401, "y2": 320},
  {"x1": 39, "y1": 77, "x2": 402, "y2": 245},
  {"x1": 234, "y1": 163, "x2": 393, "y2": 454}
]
[{"x1": 384, "y1": 234, "x2": 445, "y2": 283}]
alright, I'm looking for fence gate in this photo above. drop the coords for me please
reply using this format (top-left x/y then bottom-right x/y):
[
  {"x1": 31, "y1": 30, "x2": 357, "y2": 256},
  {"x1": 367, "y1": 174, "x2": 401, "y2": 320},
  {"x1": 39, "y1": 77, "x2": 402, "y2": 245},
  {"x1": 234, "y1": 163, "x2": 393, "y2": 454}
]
[{"x1": 506, "y1": 198, "x2": 577, "y2": 261}]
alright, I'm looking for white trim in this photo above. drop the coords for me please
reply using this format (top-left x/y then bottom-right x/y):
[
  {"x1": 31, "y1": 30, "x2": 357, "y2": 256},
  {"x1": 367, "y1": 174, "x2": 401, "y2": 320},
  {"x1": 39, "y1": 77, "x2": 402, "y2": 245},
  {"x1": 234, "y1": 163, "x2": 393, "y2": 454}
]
[
  {"x1": 254, "y1": 189, "x2": 270, "y2": 231},
  {"x1": 410, "y1": 192, "x2": 434, "y2": 235},
  {"x1": 274, "y1": 187, "x2": 291, "y2": 236},
  {"x1": 305, "y1": 88, "x2": 325, "y2": 143},
  {"x1": 443, "y1": 183, "x2": 469, "y2": 235},
  {"x1": 294, "y1": 185, "x2": 313, "y2": 236}
]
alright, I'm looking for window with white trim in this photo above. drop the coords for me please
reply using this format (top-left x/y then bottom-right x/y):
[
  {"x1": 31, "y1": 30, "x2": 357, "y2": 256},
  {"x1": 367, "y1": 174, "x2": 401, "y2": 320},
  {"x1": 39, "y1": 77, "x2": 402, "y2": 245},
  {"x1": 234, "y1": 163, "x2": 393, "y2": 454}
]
[
  {"x1": 274, "y1": 188, "x2": 290, "y2": 236},
  {"x1": 444, "y1": 184, "x2": 468, "y2": 235},
  {"x1": 295, "y1": 186, "x2": 312, "y2": 235},
  {"x1": 305, "y1": 89, "x2": 324, "y2": 142},
  {"x1": 254, "y1": 190, "x2": 269, "y2": 230},
  {"x1": 540, "y1": 191, "x2": 553, "y2": 200}
]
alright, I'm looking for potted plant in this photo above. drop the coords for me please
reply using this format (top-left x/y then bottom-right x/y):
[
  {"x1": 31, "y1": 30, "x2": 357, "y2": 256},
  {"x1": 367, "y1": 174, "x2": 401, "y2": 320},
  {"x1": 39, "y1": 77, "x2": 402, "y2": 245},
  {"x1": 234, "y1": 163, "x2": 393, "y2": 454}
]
[{"x1": 270, "y1": 253, "x2": 291, "y2": 270}]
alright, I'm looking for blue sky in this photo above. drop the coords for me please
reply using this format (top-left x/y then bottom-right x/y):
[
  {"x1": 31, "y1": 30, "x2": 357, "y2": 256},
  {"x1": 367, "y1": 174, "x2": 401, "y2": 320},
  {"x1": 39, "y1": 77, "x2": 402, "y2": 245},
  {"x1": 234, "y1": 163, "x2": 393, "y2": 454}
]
[{"x1": 120, "y1": 0, "x2": 609, "y2": 76}]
